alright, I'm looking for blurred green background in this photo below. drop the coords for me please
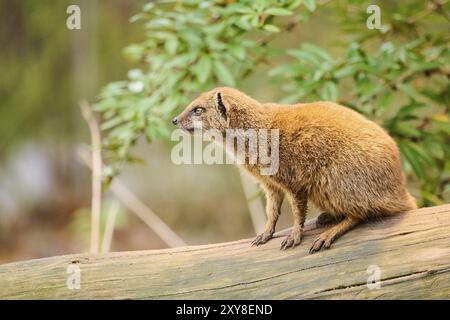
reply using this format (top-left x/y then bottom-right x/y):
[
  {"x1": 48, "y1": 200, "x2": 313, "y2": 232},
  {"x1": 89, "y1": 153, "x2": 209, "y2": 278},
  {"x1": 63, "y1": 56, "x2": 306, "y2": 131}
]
[{"x1": 0, "y1": 0, "x2": 448, "y2": 263}]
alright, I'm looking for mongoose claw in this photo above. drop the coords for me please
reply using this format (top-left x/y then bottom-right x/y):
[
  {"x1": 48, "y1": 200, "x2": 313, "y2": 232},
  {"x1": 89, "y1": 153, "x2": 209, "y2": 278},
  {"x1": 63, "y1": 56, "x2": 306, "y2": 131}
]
[
  {"x1": 280, "y1": 230, "x2": 303, "y2": 250},
  {"x1": 309, "y1": 232, "x2": 332, "y2": 254},
  {"x1": 251, "y1": 233, "x2": 272, "y2": 246}
]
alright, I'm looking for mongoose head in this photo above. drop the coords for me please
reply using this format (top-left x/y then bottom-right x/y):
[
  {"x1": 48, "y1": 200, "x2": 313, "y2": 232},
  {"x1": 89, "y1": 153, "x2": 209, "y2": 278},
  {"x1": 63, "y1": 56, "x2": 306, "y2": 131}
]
[{"x1": 172, "y1": 87, "x2": 243, "y2": 134}]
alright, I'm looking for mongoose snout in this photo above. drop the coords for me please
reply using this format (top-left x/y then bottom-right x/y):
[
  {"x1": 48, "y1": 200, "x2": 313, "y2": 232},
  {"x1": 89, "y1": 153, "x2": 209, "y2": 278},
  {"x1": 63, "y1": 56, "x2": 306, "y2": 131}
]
[{"x1": 174, "y1": 87, "x2": 417, "y2": 254}]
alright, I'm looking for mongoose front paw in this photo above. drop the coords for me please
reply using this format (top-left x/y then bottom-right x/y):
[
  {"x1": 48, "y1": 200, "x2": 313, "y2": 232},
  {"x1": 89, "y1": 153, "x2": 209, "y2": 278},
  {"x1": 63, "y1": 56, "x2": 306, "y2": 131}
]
[
  {"x1": 251, "y1": 233, "x2": 273, "y2": 246},
  {"x1": 280, "y1": 229, "x2": 303, "y2": 250}
]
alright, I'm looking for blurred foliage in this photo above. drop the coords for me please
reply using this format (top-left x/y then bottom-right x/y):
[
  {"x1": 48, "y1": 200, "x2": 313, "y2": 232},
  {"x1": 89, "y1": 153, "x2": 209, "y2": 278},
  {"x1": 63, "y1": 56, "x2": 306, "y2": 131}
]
[
  {"x1": 0, "y1": 0, "x2": 141, "y2": 159},
  {"x1": 0, "y1": 1, "x2": 74, "y2": 155},
  {"x1": 95, "y1": 0, "x2": 450, "y2": 206}
]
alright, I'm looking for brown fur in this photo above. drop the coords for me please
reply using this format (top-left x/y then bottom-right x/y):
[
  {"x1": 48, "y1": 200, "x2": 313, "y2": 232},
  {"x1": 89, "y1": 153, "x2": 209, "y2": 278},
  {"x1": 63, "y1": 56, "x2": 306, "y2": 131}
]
[{"x1": 173, "y1": 87, "x2": 417, "y2": 253}]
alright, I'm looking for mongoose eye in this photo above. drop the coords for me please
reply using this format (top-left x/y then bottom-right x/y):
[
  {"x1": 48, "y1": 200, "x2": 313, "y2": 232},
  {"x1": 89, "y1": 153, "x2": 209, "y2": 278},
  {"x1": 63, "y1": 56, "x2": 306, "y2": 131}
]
[{"x1": 192, "y1": 107, "x2": 205, "y2": 116}]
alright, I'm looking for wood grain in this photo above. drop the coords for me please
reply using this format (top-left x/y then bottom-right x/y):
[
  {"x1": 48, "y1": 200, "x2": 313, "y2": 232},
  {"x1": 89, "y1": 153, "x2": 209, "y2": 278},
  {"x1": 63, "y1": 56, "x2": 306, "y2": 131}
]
[{"x1": 0, "y1": 204, "x2": 449, "y2": 299}]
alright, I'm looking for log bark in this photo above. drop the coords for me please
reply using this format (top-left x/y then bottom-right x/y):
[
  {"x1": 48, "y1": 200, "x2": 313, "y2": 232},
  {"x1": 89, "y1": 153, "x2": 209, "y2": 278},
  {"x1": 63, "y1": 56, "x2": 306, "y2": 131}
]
[{"x1": 1, "y1": 204, "x2": 449, "y2": 299}]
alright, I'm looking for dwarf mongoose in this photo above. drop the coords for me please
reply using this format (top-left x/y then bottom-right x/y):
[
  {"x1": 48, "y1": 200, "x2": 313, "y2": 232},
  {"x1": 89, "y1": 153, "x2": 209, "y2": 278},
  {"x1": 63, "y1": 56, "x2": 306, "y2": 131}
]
[{"x1": 172, "y1": 87, "x2": 417, "y2": 253}]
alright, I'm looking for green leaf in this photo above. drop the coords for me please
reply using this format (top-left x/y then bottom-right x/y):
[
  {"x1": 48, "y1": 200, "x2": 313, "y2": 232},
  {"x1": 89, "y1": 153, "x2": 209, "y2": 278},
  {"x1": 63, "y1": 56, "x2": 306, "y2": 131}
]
[
  {"x1": 288, "y1": 0, "x2": 304, "y2": 10},
  {"x1": 421, "y1": 191, "x2": 445, "y2": 205},
  {"x1": 235, "y1": 15, "x2": 252, "y2": 30},
  {"x1": 234, "y1": 6, "x2": 254, "y2": 14},
  {"x1": 250, "y1": 15, "x2": 259, "y2": 27},
  {"x1": 213, "y1": 60, "x2": 236, "y2": 86},
  {"x1": 263, "y1": 24, "x2": 280, "y2": 32},
  {"x1": 101, "y1": 117, "x2": 124, "y2": 131},
  {"x1": 395, "y1": 103, "x2": 426, "y2": 121},
  {"x1": 287, "y1": 49, "x2": 321, "y2": 67},
  {"x1": 93, "y1": 98, "x2": 117, "y2": 112},
  {"x1": 180, "y1": 30, "x2": 203, "y2": 48},
  {"x1": 265, "y1": 8, "x2": 293, "y2": 16},
  {"x1": 393, "y1": 122, "x2": 421, "y2": 138},
  {"x1": 302, "y1": 43, "x2": 333, "y2": 62},
  {"x1": 130, "y1": 14, "x2": 143, "y2": 23},
  {"x1": 164, "y1": 38, "x2": 178, "y2": 55},
  {"x1": 356, "y1": 81, "x2": 383, "y2": 102},
  {"x1": 269, "y1": 64, "x2": 298, "y2": 77},
  {"x1": 405, "y1": 141, "x2": 435, "y2": 166},
  {"x1": 229, "y1": 45, "x2": 246, "y2": 60},
  {"x1": 375, "y1": 91, "x2": 394, "y2": 117},
  {"x1": 397, "y1": 83, "x2": 425, "y2": 101},
  {"x1": 203, "y1": 22, "x2": 225, "y2": 35},
  {"x1": 193, "y1": 55, "x2": 212, "y2": 83},
  {"x1": 304, "y1": 0, "x2": 316, "y2": 12},
  {"x1": 123, "y1": 44, "x2": 144, "y2": 62},
  {"x1": 142, "y1": 2, "x2": 154, "y2": 12},
  {"x1": 320, "y1": 81, "x2": 338, "y2": 101},
  {"x1": 145, "y1": 18, "x2": 172, "y2": 29},
  {"x1": 378, "y1": 91, "x2": 394, "y2": 109},
  {"x1": 424, "y1": 138, "x2": 445, "y2": 160},
  {"x1": 334, "y1": 65, "x2": 355, "y2": 78},
  {"x1": 399, "y1": 141, "x2": 425, "y2": 180}
]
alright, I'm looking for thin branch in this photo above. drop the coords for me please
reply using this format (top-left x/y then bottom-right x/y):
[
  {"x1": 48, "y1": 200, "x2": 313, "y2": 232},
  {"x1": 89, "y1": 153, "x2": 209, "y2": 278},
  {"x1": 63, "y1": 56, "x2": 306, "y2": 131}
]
[
  {"x1": 101, "y1": 201, "x2": 120, "y2": 253},
  {"x1": 239, "y1": 169, "x2": 266, "y2": 235},
  {"x1": 110, "y1": 179, "x2": 187, "y2": 247},
  {"x1": 79, "y1": 101, "x2": 102, "y2": 254}
]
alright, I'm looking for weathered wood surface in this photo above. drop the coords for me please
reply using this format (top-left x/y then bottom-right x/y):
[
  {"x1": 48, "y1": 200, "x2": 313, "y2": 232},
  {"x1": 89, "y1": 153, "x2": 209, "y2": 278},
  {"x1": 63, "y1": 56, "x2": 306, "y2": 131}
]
[{"x1": 0, "y1": 204, "x2": 449, "y2": 299}]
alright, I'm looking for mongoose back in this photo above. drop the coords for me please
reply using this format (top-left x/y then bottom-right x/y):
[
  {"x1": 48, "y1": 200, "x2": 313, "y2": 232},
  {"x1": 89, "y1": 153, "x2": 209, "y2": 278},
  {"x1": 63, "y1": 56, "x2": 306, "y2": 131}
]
[{"x1": 173, "y1": 87, "x2": 417, "y2": 253}]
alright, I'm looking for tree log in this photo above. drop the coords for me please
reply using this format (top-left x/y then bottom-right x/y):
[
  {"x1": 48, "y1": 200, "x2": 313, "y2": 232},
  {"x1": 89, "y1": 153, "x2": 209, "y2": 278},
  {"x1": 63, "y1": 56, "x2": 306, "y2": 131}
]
[{"x1": 1, "y1": 204, "x2": 449, "y2": 299}]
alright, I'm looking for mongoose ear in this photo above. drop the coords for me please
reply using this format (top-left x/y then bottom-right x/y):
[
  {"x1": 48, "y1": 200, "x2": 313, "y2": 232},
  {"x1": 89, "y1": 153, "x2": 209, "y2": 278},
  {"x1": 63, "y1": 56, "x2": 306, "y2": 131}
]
[{"x1": 215, "y1": 92, "x2": 227, "y2": 121}]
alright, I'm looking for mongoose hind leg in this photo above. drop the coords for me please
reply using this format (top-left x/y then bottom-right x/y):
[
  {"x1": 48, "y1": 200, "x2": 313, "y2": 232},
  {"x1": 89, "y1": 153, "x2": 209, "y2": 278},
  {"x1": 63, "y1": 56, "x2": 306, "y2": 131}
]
[
  {"x1": 316, "y1": 212, "x2": 344, "y2": 228},
  {"x1": 280, "y1": 190, "x2": 307, "y2": 250},
  {"x1": 309, "y1": 216, "x2": 360, "y2": 254},
  {"x1": 251, "y1": 186, "x2": 284, "y2": 246}
]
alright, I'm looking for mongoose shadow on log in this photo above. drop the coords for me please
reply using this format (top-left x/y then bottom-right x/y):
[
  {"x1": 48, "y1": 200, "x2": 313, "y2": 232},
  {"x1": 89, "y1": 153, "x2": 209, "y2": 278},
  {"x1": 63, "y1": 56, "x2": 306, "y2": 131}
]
[{"x1": 172, "y1": 87, "x2": 417, "y2": 254}]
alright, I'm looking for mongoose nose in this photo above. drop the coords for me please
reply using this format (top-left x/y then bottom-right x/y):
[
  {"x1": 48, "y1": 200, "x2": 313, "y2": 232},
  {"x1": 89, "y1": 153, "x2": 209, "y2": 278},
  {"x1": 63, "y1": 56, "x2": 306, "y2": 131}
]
[{"x1": 172, "y1": 118, "x2": 178, "y2": 125}]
